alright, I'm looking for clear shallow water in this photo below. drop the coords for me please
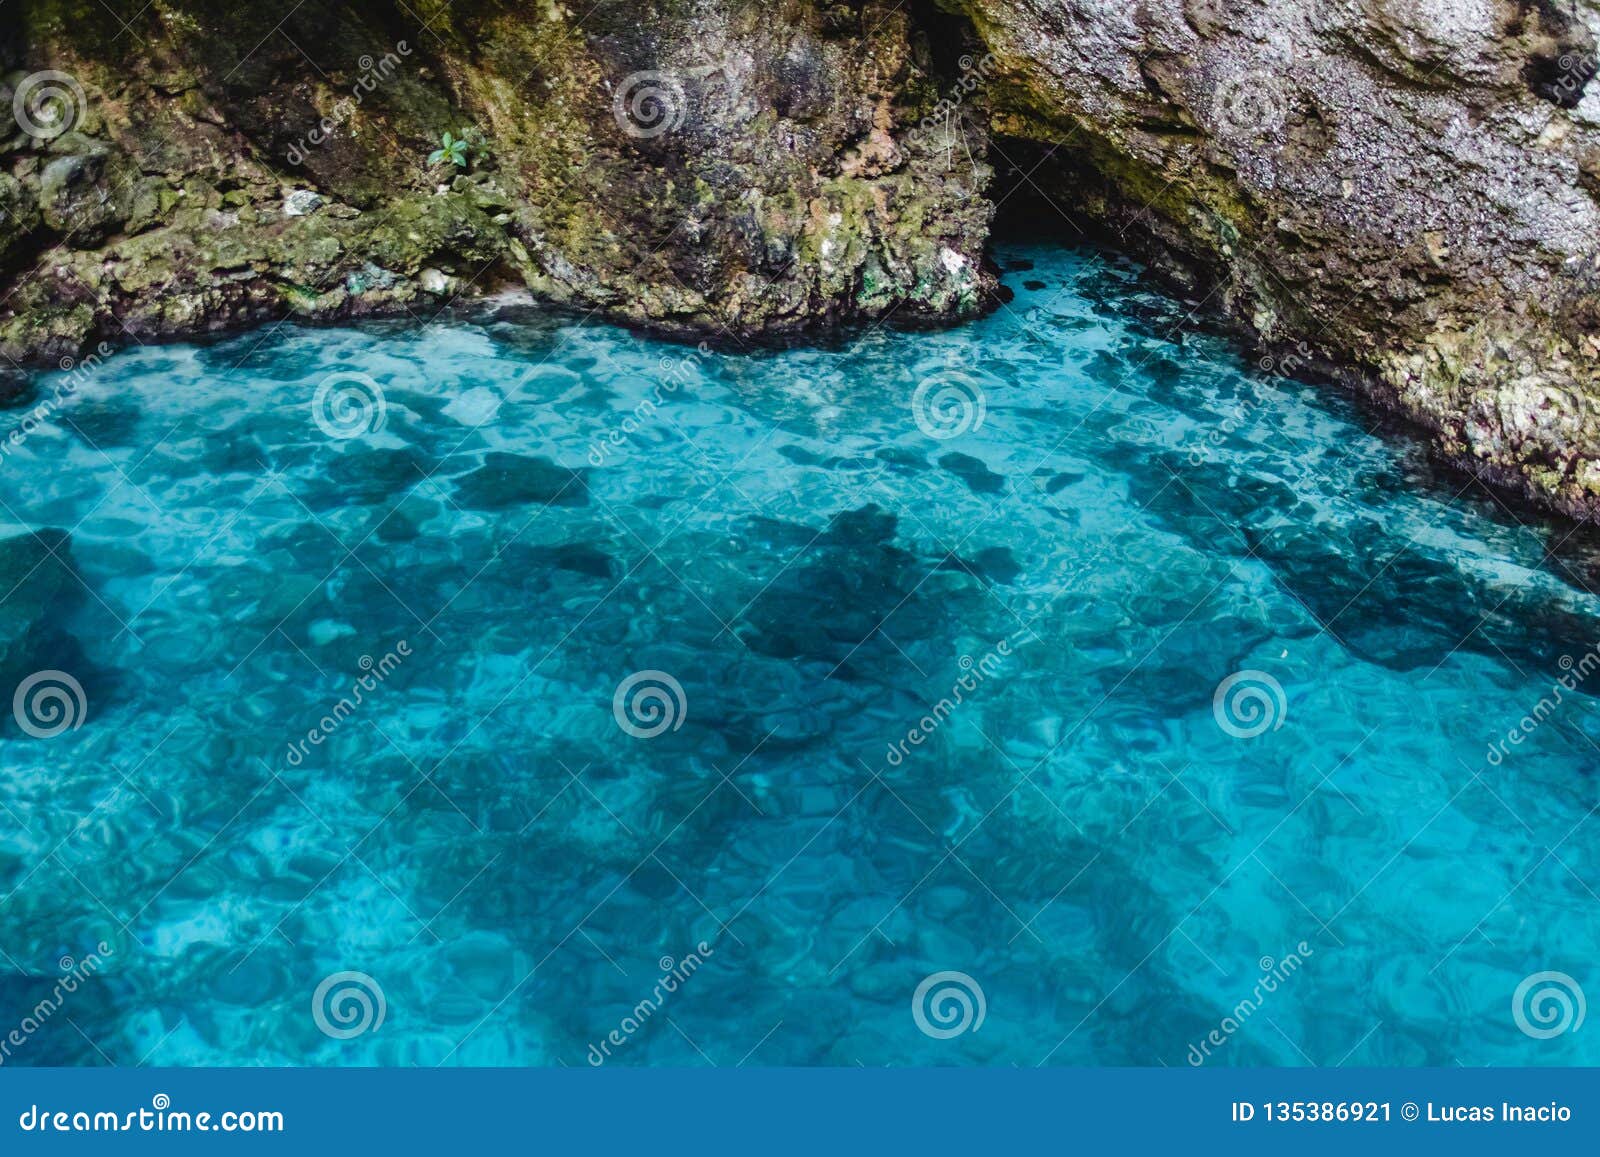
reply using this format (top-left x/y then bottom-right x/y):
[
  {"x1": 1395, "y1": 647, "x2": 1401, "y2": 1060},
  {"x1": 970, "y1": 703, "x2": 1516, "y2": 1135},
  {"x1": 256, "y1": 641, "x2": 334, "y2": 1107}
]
[{"x1": 2, "y1": 244, "x2": 1598, "y2": 1067}]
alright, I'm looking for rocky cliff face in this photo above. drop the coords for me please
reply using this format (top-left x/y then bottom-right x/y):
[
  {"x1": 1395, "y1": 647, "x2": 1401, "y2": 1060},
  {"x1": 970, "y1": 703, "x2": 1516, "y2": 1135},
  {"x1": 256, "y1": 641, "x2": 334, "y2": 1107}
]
[
  {"x1": 957, "y1": 0, "x2": 1600, "y2": 520},
  {"x1": 0, "y1": 0, "x2": 995, "y2": 363},
  {"x1": 5, "y1": 0, "x2": 1600, "y2": 521}
]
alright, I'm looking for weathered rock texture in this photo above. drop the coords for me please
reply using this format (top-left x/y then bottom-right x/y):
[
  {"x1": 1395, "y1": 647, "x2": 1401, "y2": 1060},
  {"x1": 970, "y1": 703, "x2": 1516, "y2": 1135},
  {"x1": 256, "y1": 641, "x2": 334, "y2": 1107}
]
[
  {"x1": 0, "y1": 0, "x2": 995, "y2": 364},
  {"x1": 957, "y1": 0, "x2": 1600, "y2": 520},
  {"x1": 7, "y1": 0, "x2": 1600, "y2": 520}
]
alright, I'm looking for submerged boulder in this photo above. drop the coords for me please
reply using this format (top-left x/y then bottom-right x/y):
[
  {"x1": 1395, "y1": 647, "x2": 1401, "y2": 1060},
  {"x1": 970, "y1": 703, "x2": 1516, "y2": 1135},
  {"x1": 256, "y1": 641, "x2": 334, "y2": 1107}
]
[
  {"x1": 0, "y1": 527, "x2": 78, "y2": 681},
  {"x1": 453, "y1": 453, "x2": 589, "y2": 510}
]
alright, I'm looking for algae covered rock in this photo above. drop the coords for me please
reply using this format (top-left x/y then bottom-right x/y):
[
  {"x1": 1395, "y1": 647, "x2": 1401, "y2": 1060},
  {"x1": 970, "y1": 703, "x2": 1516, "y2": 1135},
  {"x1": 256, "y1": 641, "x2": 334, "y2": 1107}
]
[
  {"x1": 0, "y1": 0, "x2": 999, "y2": 361},
  {"x1": 953, "y1": 0, "x2": 1600, "y2": 519},
  {"x1": 7, "y1": 0, "x2": 1600, "y2": 521}
]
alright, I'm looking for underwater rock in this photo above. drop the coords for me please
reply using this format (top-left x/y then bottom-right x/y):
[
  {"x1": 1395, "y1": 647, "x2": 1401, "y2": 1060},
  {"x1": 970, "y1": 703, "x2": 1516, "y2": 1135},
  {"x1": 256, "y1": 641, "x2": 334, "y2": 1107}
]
[
  {"x1": 497, "y1": 540, "x2": 619, "y2": 582},
  {"x1": 321, "y1": 447, "x2": 440, "y2": 506},
  {"x1": 0, "y1": 960, "x2": 127, "y2": 1065},
  {"x1": 937, "y1": 545, "x2": 1023, "y2": 585},
  {"x1": 1127, "y1": 453, "x2": 1600, "y2": 680},
  {"x1": 452, "y1": 452, "x2": 589, "y2": 510},
  {"x1": 0, "y1": 528, "x2": 78, "y2": 681},
  {"x1": 938, "y1": 450, "x2": 1006, "y2": 495},
  {"x1": 736, "y1": 504, "x2": 935, "y2": 668}
]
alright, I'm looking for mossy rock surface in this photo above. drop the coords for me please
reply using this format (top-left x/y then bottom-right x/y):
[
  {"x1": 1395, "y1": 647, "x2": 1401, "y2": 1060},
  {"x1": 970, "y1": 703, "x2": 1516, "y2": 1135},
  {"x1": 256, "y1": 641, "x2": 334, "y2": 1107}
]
[
  {"x1": 1, "y1": 0, "x2": 997, "y2": 365},
  {"x1": 7, "y1": 0, "x2": 1600, "y2": 519}
]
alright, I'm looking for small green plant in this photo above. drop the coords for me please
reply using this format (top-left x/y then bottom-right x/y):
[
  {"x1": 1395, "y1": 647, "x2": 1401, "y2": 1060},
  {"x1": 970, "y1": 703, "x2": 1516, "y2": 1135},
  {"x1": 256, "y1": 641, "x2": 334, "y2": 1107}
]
[{"x1": 427, "y1": 130, "x2": 471, "y2": 169}]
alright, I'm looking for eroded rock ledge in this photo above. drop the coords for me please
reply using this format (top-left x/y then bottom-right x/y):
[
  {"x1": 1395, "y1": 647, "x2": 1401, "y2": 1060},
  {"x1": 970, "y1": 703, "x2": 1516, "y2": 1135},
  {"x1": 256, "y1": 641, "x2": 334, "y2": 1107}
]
[
  {"x1": 5, "y1": 0, "x2": 1600, "y2": 521},
  {"x1": 960, "y1": 0, "x2": 1600, "y2": 521},
  {"x1": 0, "y1": 0, "x2": 996, "y2": 361}
]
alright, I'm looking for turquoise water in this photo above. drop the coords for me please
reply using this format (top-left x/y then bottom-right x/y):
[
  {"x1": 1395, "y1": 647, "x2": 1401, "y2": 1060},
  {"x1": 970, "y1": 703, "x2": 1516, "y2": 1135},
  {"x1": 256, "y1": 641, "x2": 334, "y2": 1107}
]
[{"x1": 1, "y1": 244, "x2": 1598, "y2": 1067}]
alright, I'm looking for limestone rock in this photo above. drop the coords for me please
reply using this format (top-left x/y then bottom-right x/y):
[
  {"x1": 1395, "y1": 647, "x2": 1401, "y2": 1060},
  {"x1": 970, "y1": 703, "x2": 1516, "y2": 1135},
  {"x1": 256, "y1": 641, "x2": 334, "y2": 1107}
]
[
  {"x1": 956, "y1": 0, "x2": 1600, "y2": 518},
  {"x1": 1, "y1": 0, "x2": 998, "y2": 359},
  {"x1": 6, "y1": 0, "x2": 1600, "y2": 519}
]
